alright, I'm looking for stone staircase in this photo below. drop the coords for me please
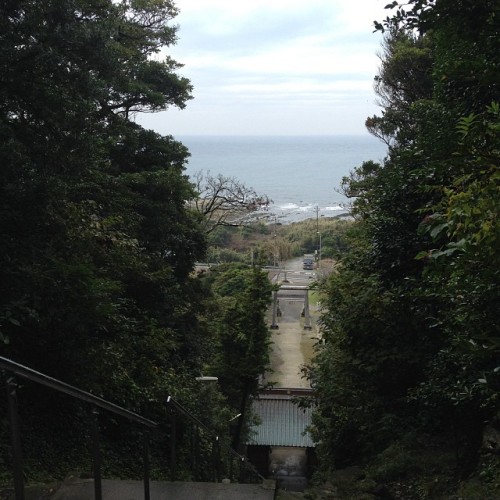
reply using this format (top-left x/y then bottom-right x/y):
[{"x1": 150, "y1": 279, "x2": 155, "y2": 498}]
[{"x1": 50, "y1": 477, "x2": 276, "y2": 500}]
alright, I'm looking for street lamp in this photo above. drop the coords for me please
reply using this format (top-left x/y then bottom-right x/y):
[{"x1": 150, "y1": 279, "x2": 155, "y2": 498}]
[{"x1": 195, "y1": 376, "x2": 219, "y2": 382}]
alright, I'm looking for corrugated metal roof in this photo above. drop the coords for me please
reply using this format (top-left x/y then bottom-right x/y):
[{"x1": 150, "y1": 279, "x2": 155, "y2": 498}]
[{"x1": 247, "y1": 395, "x2": 314, "y2": 448}]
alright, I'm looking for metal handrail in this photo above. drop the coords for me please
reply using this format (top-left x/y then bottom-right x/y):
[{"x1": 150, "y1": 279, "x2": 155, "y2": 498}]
[
  {"x1": 0, "y1": 356, "x2": 157, "y2": 500},
  {"x1": 167, "y1": 395, "x2": 265, "y2": 482},
  {"x1": 1, "y1": 356, "x2": 265, "y2": 500},
  {"x1": 0, "y1": 357, "x2": 157, "y2": 428}
]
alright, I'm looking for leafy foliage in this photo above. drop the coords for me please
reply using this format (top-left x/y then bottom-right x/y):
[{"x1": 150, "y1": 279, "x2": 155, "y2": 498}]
[
  {"x1": 202, "y1": 264, "x2": 273, "y2": 449},
  {"x1": 0, "y1": 0, "x2": 216, "y2": 483},
  {"x1": 308, "y1": 0, "x2": 500, "y2": 492}
]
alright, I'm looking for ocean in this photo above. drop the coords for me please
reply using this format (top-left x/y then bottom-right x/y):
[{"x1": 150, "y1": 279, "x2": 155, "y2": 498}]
[{"x1": 179, "y1": 135, "x2": 387, "y2": 223}]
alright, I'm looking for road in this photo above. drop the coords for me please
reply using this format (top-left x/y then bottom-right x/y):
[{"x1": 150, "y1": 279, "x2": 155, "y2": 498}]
[
  {"x1": 268, "y1": 257, "x2": 317, "y2": 286},
  {"x1": 263, "y1": 258, "x2": 320, "y2": 389}
]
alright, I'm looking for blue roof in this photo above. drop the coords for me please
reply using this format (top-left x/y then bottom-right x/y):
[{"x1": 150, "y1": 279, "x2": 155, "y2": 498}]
[{"x1": 247, "y1": 394, "x2": 314, "y2": 448}]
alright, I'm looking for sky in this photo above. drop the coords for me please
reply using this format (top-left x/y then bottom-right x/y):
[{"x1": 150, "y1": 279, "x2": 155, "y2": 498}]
[{"x1": 137, "y1": 0, "x2": 389, "y2": 136}]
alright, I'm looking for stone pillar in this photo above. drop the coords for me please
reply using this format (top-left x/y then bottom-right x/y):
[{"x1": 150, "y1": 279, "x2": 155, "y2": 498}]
[
  {"x1": 270, "y1": 290, "x2": 279, "y2": 329},
  {"x1": 303, "y1": 289, "x2": 312, "y2": 330}
]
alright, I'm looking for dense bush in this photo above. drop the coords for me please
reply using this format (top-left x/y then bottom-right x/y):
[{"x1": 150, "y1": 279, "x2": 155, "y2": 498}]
[{"x1": 307, "y1": 1, "x2": 500, "y2": 496}]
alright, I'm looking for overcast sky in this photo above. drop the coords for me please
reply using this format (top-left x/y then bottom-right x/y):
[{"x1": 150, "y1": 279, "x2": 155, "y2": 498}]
[{"x1": 138, "y1": 0, "x2": 388, "y2": 136}]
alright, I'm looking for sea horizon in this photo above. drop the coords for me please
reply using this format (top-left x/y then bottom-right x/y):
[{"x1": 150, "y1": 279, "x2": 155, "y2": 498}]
[{"x1": 178, "y1": 134, "x2": 387, "y2": 223}]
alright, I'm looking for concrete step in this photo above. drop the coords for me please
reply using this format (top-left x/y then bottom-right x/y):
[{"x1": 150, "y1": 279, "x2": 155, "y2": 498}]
[
  {"x1": 50, "y1": 477, "x2": 276, "y2": 500},
  {"x1": 273, "y1": 475, "x2": 308, "y2": 492}
]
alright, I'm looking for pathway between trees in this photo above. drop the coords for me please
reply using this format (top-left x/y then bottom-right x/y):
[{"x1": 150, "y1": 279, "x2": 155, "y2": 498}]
[{"x1": 264, "y1": 258, "x2": 320, "y2": 389}]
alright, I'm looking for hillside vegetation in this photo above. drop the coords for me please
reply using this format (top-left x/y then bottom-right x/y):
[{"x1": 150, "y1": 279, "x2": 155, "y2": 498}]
[
  {"x1": 1, "y1": 1, "x2": 498, "y2": 498},
  {"x1": 303, "y1": 1, "x2": 500, "y2": 498},
  {"x1": 205, "y1": 217, "x2": 353, "y2": 266},
  {"x1": 0, "y1": 0, "x2": 271, "y2": 488}
]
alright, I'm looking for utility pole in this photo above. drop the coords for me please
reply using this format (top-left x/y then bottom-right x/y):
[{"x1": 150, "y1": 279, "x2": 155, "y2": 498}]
[
  {"x1": 273, "y1": 216, "x2": 277, "y2": 268},
  {"x1": 315, "y1": 206, "x2": 320, "y2": 268},
  {"x1": 317, "y1": 231, "x2": 322, "y2": 272}
]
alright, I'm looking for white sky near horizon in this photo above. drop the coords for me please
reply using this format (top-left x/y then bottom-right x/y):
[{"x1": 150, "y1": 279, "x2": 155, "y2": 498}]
[{"x1": 137, "y1": 0, "x2": 388, "y2": 136}]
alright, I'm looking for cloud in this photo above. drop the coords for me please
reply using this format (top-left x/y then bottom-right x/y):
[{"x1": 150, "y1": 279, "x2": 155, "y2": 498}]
[{"x1": 139, "y1": 0, "x2": 388, "y2": 135}]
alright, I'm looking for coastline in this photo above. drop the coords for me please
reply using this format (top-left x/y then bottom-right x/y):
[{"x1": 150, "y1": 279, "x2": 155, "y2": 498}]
[
  {"x1": 258, "y1": 203, "x2": 352, "y2": 225},
  {"x1": 181, "y1": 135, "x2": 386, "y2": 225},
  {"x1": 253, "y1": 206, "x2": 352, "y2": 225}
]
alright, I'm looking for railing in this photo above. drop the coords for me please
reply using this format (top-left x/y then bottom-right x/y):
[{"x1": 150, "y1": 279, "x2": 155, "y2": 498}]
[
  {"x1": 1, "y1": 356, "x2": 264, "y2": 500},
  {"x1": 166, "y1": 395, "x2": 265, "y2": 484},
  {"x1": 0, "y1": 356, "x2": 157, "y2": 500}
]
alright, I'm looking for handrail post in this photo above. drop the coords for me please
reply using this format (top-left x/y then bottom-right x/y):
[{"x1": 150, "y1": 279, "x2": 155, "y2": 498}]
[
  {"x1": 6, "y1": 377, "x2": 25, "y2": 500},
  {"x1": 90, "y1": 407, "x2": 102, "y2": 500},
  {"x1": 0, "y1": 357, "x2": 162, "y2": 497},
  {"x1": 216, "y1": 437, "x2": 222, "y2": 482},
  {"x1": 169, "y1": 409, "x2": 176, "y2": 481},
  {"x1": 143, "y1": 429, "x2": 150, "y2": 500},
  {"x1": 238, "y1": 457, "x2": 245, "y2": 483},
  {"x1": 194, "y1": 424, "x2": 200, "y2": 480},
  {"x1": 189, "y1": 423, "x2": 196, "y2": 478},
  {"x1": 212, "y1": 435, "x2": 220, "y2": 482}
]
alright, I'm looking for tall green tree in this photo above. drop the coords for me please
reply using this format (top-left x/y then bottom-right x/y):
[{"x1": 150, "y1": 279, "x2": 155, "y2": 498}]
[
  {"x1": 309, "y1": 0, "x2": 500, "y2": 485},
  {"x1": 191, "y1": 171, "x2": 271, "y2": 234},
  {"x1": 0, "y1": 0, "x2": 205, "y2": 412},
  {"x1": 204, "y1": 264, "x2": 273, "y2": 450}
]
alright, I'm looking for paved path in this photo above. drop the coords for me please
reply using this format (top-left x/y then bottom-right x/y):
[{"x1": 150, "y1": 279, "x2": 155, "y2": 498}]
[{"x1": 264, "y1": 259, "x2": 320, "y2": 389}]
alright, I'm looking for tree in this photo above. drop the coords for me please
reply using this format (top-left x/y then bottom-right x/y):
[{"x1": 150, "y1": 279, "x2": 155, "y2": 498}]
[
  {"x1": 411, "y1": 102, "x2": 500, "y2": 476},
  {"x1": 309, "y1": 0, "x2": 500, "y2": 486},
  {"x1": 191, "y1": 170, "x2": 271, "y2": 234},
  {"x1": 204, "y1": 264, "x2": 273, "y2": 450},
  {"x1": 0, "y1": 0, "x2": 209, "y2": 465},
  {"x1": 379, "y1": 8, "x2": 500, "y2": 474}
]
